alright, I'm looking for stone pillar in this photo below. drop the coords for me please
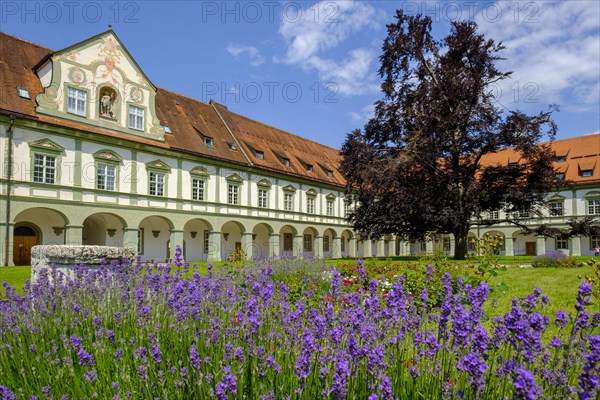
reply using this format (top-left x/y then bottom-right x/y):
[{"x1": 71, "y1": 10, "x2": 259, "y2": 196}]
[
  {"x1": 571, "y1": 235, "x2": 581, "y2": 256},
  {"x1": 376, "y1": 239, "x2": 385, "y2": 257},
  {"x1": 425, "y1": 239, "x2": 434, "y2": 254},
  {"x1": 207, "y1": 231, "x2": 221, "y2": 262},
  {"x1": 536, "y1": 235, "x2": 546, "y2": 256},
  {"x1": 348, "y1": 237, "x2": 357, "y2": 258},
  {"x1": 293, "y1": 235, "x2": 304, "y2": 258},
  {"x1": 65, "y1": 225, "x2": 84, "y2": 245},
  {"x1": 169, "y1": 229, "x2": 184, "y2": 261},
  {"x1": 1, "y1": 222, "x2": 15, "y2": 266},
  {"x1": 389, "y1": 238, "x2": 397, "y2": 257},
  {"x1": 241, "y1": 232, "x2": 254, "y2": 259},
  {"x1": 362, "y1": 239, "x2": 372, "y2": 258},
  {"x1": 122, "y1": 228, "x2": 139, "y2": 252},
  {"x1": 504, "y1": 237, "x2": 514, "y2": 257},
  {"x1": 270, "y1": 233, "x2": 280, "y2": 258},
  {"x1": 313, "y1": 235, "x2": 323, "y2": 258},
  {"x1": 331, "y1": 236, "x2": 342, "y2": 259}
]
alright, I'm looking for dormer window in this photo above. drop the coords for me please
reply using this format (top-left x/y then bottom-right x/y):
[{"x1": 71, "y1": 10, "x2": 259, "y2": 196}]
[
  {"x1": 204, "y1": 137, "x2": 214, "y2": 148},
  {"x1": 282, "y1": 158, "x2": 290, "y2": 167},
  {"x1": 227, "y1": 142, "x2": 238, "y2": 151},
  {"x1": 556, "y1": 155, "x2": 566, "y2": 162},
  {"x1": 306, "y1": 164, "x2": 313, "y2": 172},
  {"x1": 163, "y1": 126, "x2": 172, "y2": 134},
  {"x1": 326, "y1": 169, "x2": 333, "y2": 177},
  {"x1": 555, "y1": 172, "x2": 565, "y2": 180},
  {"x1": 128, "y1": 105, "x2": 144, "y2": 130},
  {"x1": 67, "y1": 87, "x2": 86, "y2": 116},
  {"x1": 17, "y1": 87, "x2": 30, "y2": 99},
  {"x1": 581, "y1": 170, "x2": 593, "y2": 177},
  {"x1": 255, "y1": 150, "x2": 264, "y2": 160}
]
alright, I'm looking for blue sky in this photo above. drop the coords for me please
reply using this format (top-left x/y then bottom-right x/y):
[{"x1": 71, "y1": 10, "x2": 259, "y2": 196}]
[{"x1": 2, "y1": 1, "x2": 599, "y2": 149}]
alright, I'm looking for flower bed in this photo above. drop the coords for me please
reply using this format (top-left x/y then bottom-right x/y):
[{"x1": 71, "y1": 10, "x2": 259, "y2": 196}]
[
  {"x1": 532, "y1": 252, "x2": 580, "y2": 268},
  {"x1": 0, "y1": 249, "x2": 598, "y2": 399}
]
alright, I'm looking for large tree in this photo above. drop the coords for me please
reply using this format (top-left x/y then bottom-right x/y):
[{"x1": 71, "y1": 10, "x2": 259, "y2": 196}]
[{"x1": 340, "y1": 11, "x2": 561, "y2": 260}]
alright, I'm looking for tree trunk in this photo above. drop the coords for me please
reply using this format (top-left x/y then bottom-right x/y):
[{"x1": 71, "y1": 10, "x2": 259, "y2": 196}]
[{"x1": 453, "y1": 224, "x2": 471, "y2": 260}]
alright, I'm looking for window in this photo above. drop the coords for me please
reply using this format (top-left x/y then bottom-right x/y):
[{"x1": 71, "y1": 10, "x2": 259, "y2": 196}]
[
  {"x1": 581, "y1": 170, "x2": 593, "y2": 177},
  {"x1": 589, "y1": 199, "x2": 600, "y2": 215},
  {"x1": 341, "y1": 237, "x2": 345, "y2": 253},
  {"x1": 97, "y1": 163, "x2": 116, "y2": 191},
  {"x1": 282, "y1": 158, "x2": 290, "y2": 167},
  {"x1": 128, "y1": 105, "x2": 144, "y2": 130},
  {"x1": 556, "y1": 155, "x2": 566, "y2": 162},
  {"x1": 307, "y1": 197, "x2": 315, "y2": 214},
  {"x1": 549, "y1": 201, "x2": 564, "y2": 216},
  {"x1": 556, "y1": 235, "x2": 569, "y2": 250},
  {"x1": 344, "y1": 200, "x2": 351, "y2": 217},
  {"x1": 591, "y1": 236, "x2": 600, "y2": 250},
  {"x1": 204, "y1": 231, "x2": 209, "y2": 253},
  {"x1": 443, "y1": 237, "x2": 451, "y2": 252},
  {"x1": 323, "y1": 236, "x2": 330, "y2": 252},
  {"x1": 255, "y1": 151, "x2": 264, "y2": 160},
  {"x1": 284, "y1": 193, "x2": 294, "y2": 211},
  {"x1": 33, "y1": 154, "x2": 56, "y2": 183},
  {"x1": 488, "y1": 210, "x2": 499, "y2": 219},
  {"x1": 327, "y1": 200, "x2": 334, "y2": 216},
  {"x1": 204, "y1": 137, "x2": 214, "y2": 148},
  {"x1": 326, "y1": 169, "x2": 333, "y2": 177},
  {"x1": 258, "y1": 188, "x2": 268, "y2": 208},
  {"x1": 149, "y1": 172, "x2": 165, "y2": 196},
  {"x1": 517, "y1": 207, "x2": 530, "y2": 219},
  {"x1": 67, "y1": 87, "x2": 86, "y2": 116},
  {"x1": 555, "y1": 172, "x2": 565, "y2": 180},
  {"x1": 137, "y1": 228, "x2": 144, "y2": 255},
  {"x1": 306, "y1": 164, "x2": 313, "y2": 172},
  {"x1": 228, "y1": 184, "x2": 239, "y2": 205},
  {"x1": 192, "y1": 179, "x2": 205, "y2": 201},
  {"x1": 303, "y1": 234, "x2": 312, "y2": 252},
  {"x1": 226, "y1": 142, "x2": 237, "y2": 151},
  {"x1": 17, "y1": 87, "x2": 30, "y2": 99}
]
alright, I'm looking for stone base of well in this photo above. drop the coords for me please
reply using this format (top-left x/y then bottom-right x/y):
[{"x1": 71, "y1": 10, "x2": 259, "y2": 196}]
[{"x1": 31, "y1": 245, "x2": 136, "y2": 283}]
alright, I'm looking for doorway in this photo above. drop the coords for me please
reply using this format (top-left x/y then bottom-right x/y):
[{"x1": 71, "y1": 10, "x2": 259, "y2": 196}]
[
  {"x1": 13, "y1": 225, "x2": 38, "y2": 265},
  {"x1": 525, "y1": 242, "x2": 536, "y2": 256}
]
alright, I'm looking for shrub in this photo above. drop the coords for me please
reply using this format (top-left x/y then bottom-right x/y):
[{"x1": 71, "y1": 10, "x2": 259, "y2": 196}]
[{"x1": 532, "y1": 251, "x2": 579, "y2": 268}]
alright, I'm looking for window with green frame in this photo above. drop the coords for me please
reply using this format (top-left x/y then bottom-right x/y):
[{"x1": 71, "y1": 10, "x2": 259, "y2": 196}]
[{"x1": 28, "y1": 139, "x2": 64, "y2": 185}]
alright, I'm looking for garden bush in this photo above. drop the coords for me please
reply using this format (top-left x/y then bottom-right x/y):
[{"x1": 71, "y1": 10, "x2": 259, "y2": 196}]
[
  {"x1": 0, "y1": 247, "x2": 598, "y2": 399},
  {"x1": 532, "y1": 252, "x2": 580, "y2": 268}
]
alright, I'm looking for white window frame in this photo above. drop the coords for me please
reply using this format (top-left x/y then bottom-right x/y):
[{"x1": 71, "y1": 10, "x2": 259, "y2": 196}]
[
  {"x1": 228, "y1": 184, "x2": 239, "y2": 205},
  {"x1": 33, "y1": 154, "x2": 56, "y2": 184},
  {"x1": 327, "y1": 200, "x2": 334, "y2": 216},
  {"x1": 556, "y1": 235, "x2": 569, "y2": 250},
  {"x1": 96, "y1": 163, "x2": 116, "y2": 191},
  {"x1": 284, "y1": 193, "x2": 294, "y2": 211},
  {"x1": 149, "y1": 171, "x2": 165, "y2": 196},
  {"x1": 192, "y1": 178, "x2": 205, "y2": 201},
  {"x1": 588, "y1": 199, "x2": 600, "y2": 215},
  {"x1": 549, "y1": 201, "x2": 564, "y2": 216},
  {"x1": 128, "y1": 105, "x2": 145, "y2": 131},
  {"x1": 67, "y1": 87, "x2": 86, "y2": 116},
  {"x1": 307, "y1": 197, "x2": 315, "y2": 214},
  {"x1": 303, "y1": 234, "x2": 312, "y2": 252},
  {"x1": 258, "y1": 188, "x2": 268, "y2": 208}
]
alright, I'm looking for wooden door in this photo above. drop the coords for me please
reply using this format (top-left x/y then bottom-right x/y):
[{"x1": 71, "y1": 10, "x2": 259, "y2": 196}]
[
  {"x1": 13, "y1": 234, "x2": 37, "y2": 265},
  {"x1": 525, "y1": 242, "x2": 536, "y2": 256}
]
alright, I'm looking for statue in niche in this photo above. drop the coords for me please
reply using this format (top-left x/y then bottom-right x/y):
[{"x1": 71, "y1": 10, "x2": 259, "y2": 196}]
[{"x1": 99, "y1": 89, "x2": 116, "y2": 119}]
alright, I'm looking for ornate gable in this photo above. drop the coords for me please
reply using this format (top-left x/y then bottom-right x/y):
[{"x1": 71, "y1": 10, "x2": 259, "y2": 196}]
[{"x1": 35, "y1": 30, "x2": 165, "y2": 142}]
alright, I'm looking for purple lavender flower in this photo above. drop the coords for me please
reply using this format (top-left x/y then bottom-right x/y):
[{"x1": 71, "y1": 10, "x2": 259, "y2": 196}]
[
  {"x1": 513, "y1": 367, "x2": 542, "y2": 399},
  {"x1": 578, "y1": 334, "x2": 600, "y2": 400},
  {"x1": 380, "y1": 375, "x2": 394, "y2": 400},
  {"x1": 190, "y1": 344, "x2": 201, "y2": 370},
  {"x1": 458, "y1": 352, "x2": 487, "y2": 395},
  {"x1": 84, "y1": 369, "x2": 98, "y2": 383},
  {"x1": 0, "y1": 386, "x2": 17, "y2": 400},
  {"x1": 78, "y1": 349, "x2": 95, "y2": 366},
  {"x1": 151, "y1": 343, "x2": 162, "y2": 364},
  {"x1": 576, "y1": 282, "x2": 593, "y2": 311},
  {"x1": 332, "y1": 356, "x2": 350, "y2": 398}
]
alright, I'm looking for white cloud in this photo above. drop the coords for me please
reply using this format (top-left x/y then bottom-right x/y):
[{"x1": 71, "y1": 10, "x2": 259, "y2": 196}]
[
  {"x1": 226, "y1": 44, "x2": 265, "y2": 66},
  {"x1": 277, "y1": 0, "x2": 384, "y2": 96},
  {"x1": 474, "y1": 1, "x2": 600, "y2": 113},
  {"x1": 348, "y1": 103, "x2": 374, "y2": 123}
]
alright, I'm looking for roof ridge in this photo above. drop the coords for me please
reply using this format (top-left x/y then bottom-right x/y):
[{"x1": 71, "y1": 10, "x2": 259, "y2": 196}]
[
  {"x1": 157, "y1": 87, "x2": 213, "y2": 108},
  {"x1": 0, "y1": 31, "x2": 54, "y2": 51}
]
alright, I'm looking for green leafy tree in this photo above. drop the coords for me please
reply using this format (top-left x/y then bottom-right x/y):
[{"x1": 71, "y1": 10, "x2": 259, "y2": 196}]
[{"x1": 341, "y1": 11, "x2": 561, "y2": 259}]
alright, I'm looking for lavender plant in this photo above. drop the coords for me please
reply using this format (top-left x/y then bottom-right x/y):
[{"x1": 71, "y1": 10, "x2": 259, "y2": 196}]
[{"x1": 0, "y1": 247, "x2": 598, "y2": 399}]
